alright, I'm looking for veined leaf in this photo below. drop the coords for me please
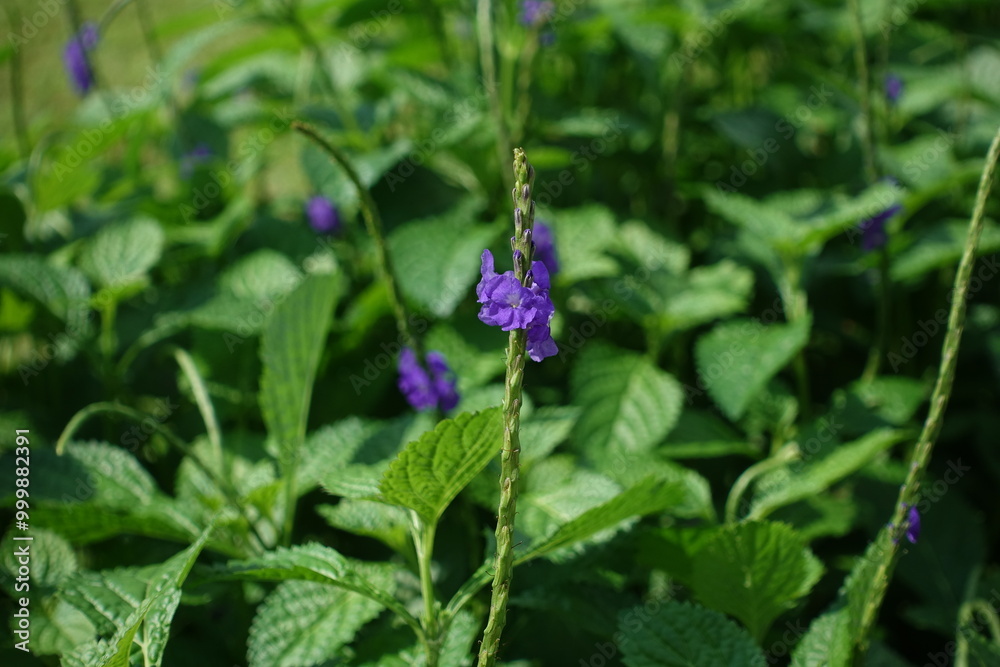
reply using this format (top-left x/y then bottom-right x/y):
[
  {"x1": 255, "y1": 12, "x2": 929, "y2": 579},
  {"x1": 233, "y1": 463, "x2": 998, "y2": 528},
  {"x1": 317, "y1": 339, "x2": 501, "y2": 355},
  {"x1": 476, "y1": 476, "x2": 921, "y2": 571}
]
[
  {"x1": 61, "y1": 524, "x2": 214, "y2": 667},
  {"x1": 0, "y1": 255, "x2": 91, "y2": 334},
  {"x1": 621, "y1": 600, "x2": 767, "y2": 666},
  {"x1": 78, "y1": 217, "x2": 165, "y2": 292},
  {"x1": 790, "y1": 608, "x2": 851, "y2": 667},
  {"x1": 749, "y1": 428, "x2": 907, "y2": 520},
  {"x1": 695, "y1": 315, "x2": 811, "y2": 421},
  {"x1": 379, "y1": 408, "x2": 503, "y2": 523},
  {"x1": 572, "y1": 343, "x2": 684, "y2": 463},
  {"x1": 260, "y1": 273, "x2": 341, "y2": 476},
  {"x1": 248, "y1": 580, "x2": 385, "y2": 667},
  {"x1": 690, "y1": 521, "x2": 823, "y2": 642}
]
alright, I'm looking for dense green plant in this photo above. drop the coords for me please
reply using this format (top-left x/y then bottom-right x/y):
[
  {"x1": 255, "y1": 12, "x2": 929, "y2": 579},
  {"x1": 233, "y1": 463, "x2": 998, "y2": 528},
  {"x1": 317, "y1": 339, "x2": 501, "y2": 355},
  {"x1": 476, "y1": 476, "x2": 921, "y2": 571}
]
[{"x1": 2, "y1": 1, "x2": 1000, "y2": 666}]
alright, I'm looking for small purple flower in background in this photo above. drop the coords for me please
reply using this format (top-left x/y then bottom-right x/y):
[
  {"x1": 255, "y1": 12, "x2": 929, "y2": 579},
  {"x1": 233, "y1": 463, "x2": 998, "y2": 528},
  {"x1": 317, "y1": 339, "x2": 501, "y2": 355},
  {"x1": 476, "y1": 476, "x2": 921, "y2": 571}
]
[
  {"x1": 885, "y1": 74, "x2": 903, "y2": 106},
  {"x1": 859, "y1": 202, "x2": 902, "y2": 251},
  {"x1": 477, "y1": 248, "x2": 557, "y2": 361},
  {"x1": 532, "y1": 221, "x2": 559, "y2": 275},
  {"x1": 904, "y1": 504, "x2": 921, "y2": 544},
  {"x1": 398, "y1": 347, "x2": 459, "y2": 412},
  {"x1": 519, "y1": 0, "x2": 555, "y2": 27},
  {"x1": 306, "y1": 195, "x2": 341, "y2": 235},
  {"x1": 180, "y1": 144, "x2": 213, "y2": 179},
  {"x1": 64, "y1": 23, "x2": 99, "y2": 95}
]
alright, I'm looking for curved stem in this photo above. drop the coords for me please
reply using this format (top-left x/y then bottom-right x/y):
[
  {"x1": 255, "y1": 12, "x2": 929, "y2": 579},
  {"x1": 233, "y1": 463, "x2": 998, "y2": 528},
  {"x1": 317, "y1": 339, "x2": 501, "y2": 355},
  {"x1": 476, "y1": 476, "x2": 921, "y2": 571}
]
[
  {"x1": 292, "y1": 122, "x2": 417, "y2": 353},
  {"x1": 852, "y1": 123, "x2": 1000, "y2": 660},
  {"x1": 726, "y1": 444, "x2": 800, "y2": 523},
  {"x1": 173, "y1": 347, "x2": 223, "y2": 468}
]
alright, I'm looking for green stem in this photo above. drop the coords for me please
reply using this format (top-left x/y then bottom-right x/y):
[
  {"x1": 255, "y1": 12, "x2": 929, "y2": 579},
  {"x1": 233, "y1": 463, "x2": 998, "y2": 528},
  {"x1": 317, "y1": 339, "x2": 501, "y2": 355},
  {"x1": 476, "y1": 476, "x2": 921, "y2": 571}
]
[
  {"x1": 172, "y1": 347, "x2": 223, "y2": 469},
  {"x1": 413, "y1": 514, "x2": 441, "y2": 665},
  {"x1": 133, "y1": 0, "x2": 162, "y2": 63},
  {"x1": 292, "y1": 122, "x2": 416, "y2": 352},
  {"x1": 55, "y1": 402, "x2": 267, "y2": 554},
  {"x1": 852, "y1": 123, "x2": 1000, "y2": 661},
  {"x1": 476, "y1": 0, "x2": 511, "y2": 188},
  {"x1": 848, "y1": 0, "x2": 879, "y2": 183},
  {"x1": 4, "y1": 5, "x2": 30, "y2": 159},
  {"x1": 862, "y1": 247, "x2": 892, "y2": 382},
  {"x1": 477, "y1": 148, "x2": 535, "y2": 667},
  {"x1": 726, "y1": 444, "x2": 800, "y2": 523}
]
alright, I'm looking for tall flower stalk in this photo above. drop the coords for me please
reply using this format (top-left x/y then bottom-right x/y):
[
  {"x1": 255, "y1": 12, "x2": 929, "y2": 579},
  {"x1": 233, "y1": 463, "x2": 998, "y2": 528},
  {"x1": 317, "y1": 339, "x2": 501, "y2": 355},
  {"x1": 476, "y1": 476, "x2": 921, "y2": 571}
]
[
  {"x1": 477, "y1": 148, "x2": 545, "y2": 666},
  {"x1": 852, "y1": 123, "x2": 1000, "y2": 660}
]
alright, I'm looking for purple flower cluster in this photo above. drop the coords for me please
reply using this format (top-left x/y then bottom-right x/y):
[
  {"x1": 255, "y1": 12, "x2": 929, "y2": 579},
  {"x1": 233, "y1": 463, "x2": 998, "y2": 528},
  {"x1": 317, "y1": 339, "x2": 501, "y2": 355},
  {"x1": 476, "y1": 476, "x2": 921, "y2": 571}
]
[
  {"x1": 904, "y1": 504, "x2": 921, "y2": 544},
  {"x1": 885, "y1": 74, "x2": 903, "y2": 106},
  {"x1": 532, "y1": 221, "x2": 559, "y2": 275},
  {"x1": 519, "y1": 0, "x2": 554, "y2": 27},
  {"x1": 64, "y1": 23, "x2": 99, "y2": 96},
  {"x1": 306, "y1": 196, "x2": 341, "y2": 235},
  {"x1": 398, "y1": 348, "x2": 459, "y2": 412},
  {"x1": 860, "y1": 202, "x2": 902, "y2": 251},
  {"x1": 477, "y1": 248, "x2": 557, "y2": 361}
]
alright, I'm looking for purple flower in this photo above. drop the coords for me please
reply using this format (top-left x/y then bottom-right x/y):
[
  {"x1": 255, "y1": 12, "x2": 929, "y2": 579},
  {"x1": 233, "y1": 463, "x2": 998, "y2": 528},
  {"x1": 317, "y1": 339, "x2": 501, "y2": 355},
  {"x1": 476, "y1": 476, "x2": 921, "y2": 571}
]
[
  {"x1": 532, "y1": 221, "x2": 559, "y2": 275},
  {"x1": 306, "y1": 196, "x2": 341, "y2": 234},
  {"x1": 180, "y1": 144, "x2": 213, "y2": 179},
  {"x1": 476, "y1": 249, "x2": 557, "y2": 361},
  {"x1": 398, "y1": 348, "x2": 459, "y2": 412},
  {"x1": 905, "y1": 504, "x2": 921, "y2": 544},
  {"x1": 885, "y1": 74, "x2": 903, "y2": 106},
  {"x1": 519, "y1": 0, "x2": 554, "y2": 27},
  {"x1": 859, "y1": 202, "x2": 902, "y2": 251},
  {"x1": 64, "y1": 23, "x2": 99, "y2": 95}
]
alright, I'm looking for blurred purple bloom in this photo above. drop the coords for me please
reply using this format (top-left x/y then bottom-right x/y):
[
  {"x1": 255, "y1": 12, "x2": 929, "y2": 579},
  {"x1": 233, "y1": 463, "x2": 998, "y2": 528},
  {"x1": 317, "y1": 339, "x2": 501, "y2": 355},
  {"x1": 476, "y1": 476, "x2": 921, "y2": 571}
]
[
  {"x1": 519, "y1": 0, "x2": 554, "y2": 26},
  {"x1": 426, "y1": 351, "x2": 460, "y2": 411},
  {"x1": 180, "y1": 144, "x2": 213, "y2": 179},
  {"x1": 398, "y1": 347, "x2": 459, "y2": 411},
  {"x1": 859, "y1": 202, "x2": 902, "y2": 251},
  {"x1": 306, "y1": 196, "x2": 341, "y2": 234},
  {"x1": 885, "y1": 74, "x2": 903, "y2": 105},
  {"x1": 905, "y1": 504, "x2": 921, "y2": 544},
  {"x1": 532, "y1": 221, "x2": 559, "y2": 275},
  {"x1": 477, "y1": 249, "x2": 557, "y2": 361},
  {"x1": 64, "y1": 23, "x2": 99, "y2": 95}
]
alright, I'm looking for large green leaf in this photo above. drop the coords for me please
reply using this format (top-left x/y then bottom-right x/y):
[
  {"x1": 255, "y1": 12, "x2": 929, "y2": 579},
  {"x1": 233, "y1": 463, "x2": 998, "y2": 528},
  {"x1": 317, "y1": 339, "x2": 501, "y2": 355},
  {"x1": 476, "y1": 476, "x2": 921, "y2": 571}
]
[
  {"x1": 749, "y1": 428, "x2": 907, "y2": 520},
  {"x1": 621, "y1": 600, "x2": 767, "y2": 666},
  {"x1": 0, "y1": 255, "x2": 91, "y2": 333},
  {"x1": 260, "y1": 273, "x2": 341, "y2": 475},
  {"x1": 386, "y1": 199, "x2": 494, "y2": 317},
  {"x1": 695, "y1": 316, "x2": 811, "y2": 421},
  {"x1": 790, "y1": 609, "x2": 851, "y2": 667},
  {"x1": 78, "y1": 217, "x2": 165, "y2": 292},
  {"x1": 222, "y1": 543, "x2": 405, "y2": 622},
  {"x1": 690, "y1": 521, "x2": 823, "y2": 641},
  {"x1": 379, "y1": 408, "x2": 502, "y2": 523},
  {"x1": 248, "y1": 580, "x2": 385, "y2": 667},
  {"x1": 520, "y1": 476, "x2": 687, "y2": 561},
  {"x1": 61, "y1": 525, "x2": 213, "y2": 667},
  {"x1": 572, "y1": 343, "x2": 684, "y2": 463}
]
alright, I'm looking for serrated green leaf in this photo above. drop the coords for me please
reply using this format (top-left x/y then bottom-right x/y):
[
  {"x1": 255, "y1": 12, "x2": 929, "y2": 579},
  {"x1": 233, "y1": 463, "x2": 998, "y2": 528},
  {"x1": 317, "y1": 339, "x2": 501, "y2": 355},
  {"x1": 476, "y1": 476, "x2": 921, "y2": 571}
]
[
  {"x1": 379, "y1": 408, "x2": 502, "y2": 523},
  {"x1": 0, "y1": 528, "x2": 77, "y2": 592},
  {"x1": 703, "y1": 188, "x2": 798, "y2": 250},
  {"x1": 317, "y1": 500, "x2": 410, "y2": 554},
  {"x1": 62, "y1": 524, "x2": 213, "y2": 667},
  {"x1": 222, "y1": 543, "x2": 409, "y2": 626},
  {"x1": 548, "y1": 205, "x2": 621, "y2": 283},
  {"x1": 0, "y1": 255, "x2": 91, "y2": 333},
  {"x1": 695, "y1": 316, "x2": 811, "y2": 421},
  {"x1": 521, "y1": 476, "x2": 687, "y2": 561},
  {"x1": 220, "y1": 249, "x2": 304, "y2": 301},
  {"x1": 248, "y1": 580, "x2": 384, "y2": 667},
  {"x1": 621, "y1": 600, "x2": 767, "y2": 666},
  {"x1": 260, "y1": 273, "x2": 341, "y2": 476},
  {"x1": 386, "y1": 200, "x2": 493, "y2": 317},
  {"x1": 891, "y1": 220, "x2": 1000, "y2": 282},
  {"x1": 790, "y1": 608, "x2": 851, "y2": 667},
  {"x1": 572, "y1": 343, "x2": 684, "y2": 463},
  {"x1": 659, "y1": 260, "x2": 754, "y2": 332},
  {"x1": 78, "y1": 217, "x2": 165, "y2": 291},
  {"x1": 749, "y1": 428, "x2": 907, "y2": 520},
  {"x1": 690, "y1": 521, "x2": 823, "y2": 641}
]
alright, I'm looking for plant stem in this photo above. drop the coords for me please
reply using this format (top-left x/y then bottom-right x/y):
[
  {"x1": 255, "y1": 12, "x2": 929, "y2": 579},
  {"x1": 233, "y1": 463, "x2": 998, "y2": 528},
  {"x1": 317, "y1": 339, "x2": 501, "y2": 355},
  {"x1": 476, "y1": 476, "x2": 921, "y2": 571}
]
[
  {"x1": 849, "y1": 0, "x2": 878, "y2": 183},
  {"x1": 413, "y1": 514, "x2": 441, "y2": 665},
  {"x1": 725, "y1": 444, "x2": 800, "y2": 523},
  {"x1": 852, "y1": 123, "x2": 1000, "y2": 661},
  {"x1": 292, "y1": 122, "x2": 417, "y2": 353},
  {"x1": 476, "y1": 0, "x2": 511, "y2": 189},
  {"x1": 862, "y1": 247, "x2": 892, "y2": 382},
  {"x1": 4, "y1": 5, "x2": 30, "y2": 159},
  {"x1": 477, "y1": 148, "x2": 535, "y2": 666}
]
